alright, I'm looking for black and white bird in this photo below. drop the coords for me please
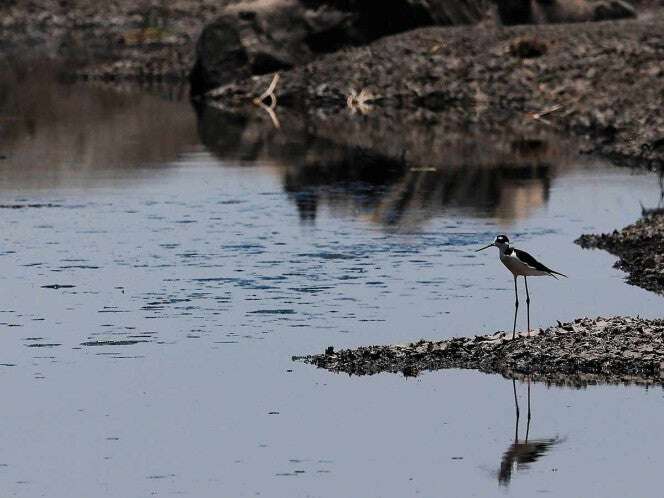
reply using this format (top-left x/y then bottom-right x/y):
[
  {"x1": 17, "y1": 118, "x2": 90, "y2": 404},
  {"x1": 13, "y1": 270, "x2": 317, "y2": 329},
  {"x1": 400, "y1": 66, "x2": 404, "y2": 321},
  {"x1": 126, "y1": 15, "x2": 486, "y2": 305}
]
[{"x1": 476, "y1": 235, "x2": 567, "y2": 339}]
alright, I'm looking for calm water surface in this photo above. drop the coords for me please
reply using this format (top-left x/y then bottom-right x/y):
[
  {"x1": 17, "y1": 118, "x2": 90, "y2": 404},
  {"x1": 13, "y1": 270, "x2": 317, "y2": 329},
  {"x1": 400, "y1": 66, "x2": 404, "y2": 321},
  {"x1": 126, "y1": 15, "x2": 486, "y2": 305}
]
[{"x1": 0, "y1": 67, "x2": 663, "y2": 497}]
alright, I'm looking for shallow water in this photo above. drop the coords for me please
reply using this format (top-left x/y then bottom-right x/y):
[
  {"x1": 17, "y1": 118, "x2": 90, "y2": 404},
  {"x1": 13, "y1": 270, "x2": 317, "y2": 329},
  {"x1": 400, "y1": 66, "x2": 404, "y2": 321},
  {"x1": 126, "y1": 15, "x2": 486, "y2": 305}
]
[{"x1": 0, "y1": 66, "x2": 663, "y2": 497}]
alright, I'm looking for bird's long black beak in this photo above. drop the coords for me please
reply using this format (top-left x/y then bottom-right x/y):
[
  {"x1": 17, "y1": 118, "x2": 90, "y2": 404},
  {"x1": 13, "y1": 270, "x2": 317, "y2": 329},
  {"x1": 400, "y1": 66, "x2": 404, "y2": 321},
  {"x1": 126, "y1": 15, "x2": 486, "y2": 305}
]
[{"x1": 475, "y1": 243, "x2": 494, "y2": 252}]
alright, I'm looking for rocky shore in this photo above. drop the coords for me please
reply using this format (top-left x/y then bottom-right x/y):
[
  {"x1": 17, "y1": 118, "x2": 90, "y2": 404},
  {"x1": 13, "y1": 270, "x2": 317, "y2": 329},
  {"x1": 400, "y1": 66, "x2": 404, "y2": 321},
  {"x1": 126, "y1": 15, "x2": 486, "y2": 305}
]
[
  {"x1": 577, "y1": 212, "x2": 664, "y2": 295},
  {"x1": 207, "y1": 8, "x2": 664, "y2": 170},
  {"x1": 2, "y1": 1, "x2": 663, "y2": 169},
  {"x1": 296, "y1": 316, "x2": 664, "y2": 386},
  {"x1": 0, "y1": 0, "x2": 234, "y2": 81}
]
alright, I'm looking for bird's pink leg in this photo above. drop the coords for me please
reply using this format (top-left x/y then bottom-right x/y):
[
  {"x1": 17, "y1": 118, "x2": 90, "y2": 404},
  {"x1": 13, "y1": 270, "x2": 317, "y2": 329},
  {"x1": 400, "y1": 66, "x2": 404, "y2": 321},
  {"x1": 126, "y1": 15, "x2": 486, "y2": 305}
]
[
  {"x1": 524, "y1": 276, "x2": 531, "y2": 336},
  {"x1": 512, "y1": 275, "x2": 519, "y2": 340}
]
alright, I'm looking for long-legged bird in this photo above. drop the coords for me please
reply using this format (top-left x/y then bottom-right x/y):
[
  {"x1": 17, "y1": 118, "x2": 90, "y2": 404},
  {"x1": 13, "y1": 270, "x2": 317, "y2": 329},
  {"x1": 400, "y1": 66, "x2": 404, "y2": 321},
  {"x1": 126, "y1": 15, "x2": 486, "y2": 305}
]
[{"x1": 476, "y1": 235, "x2": 567, "y2": 339}]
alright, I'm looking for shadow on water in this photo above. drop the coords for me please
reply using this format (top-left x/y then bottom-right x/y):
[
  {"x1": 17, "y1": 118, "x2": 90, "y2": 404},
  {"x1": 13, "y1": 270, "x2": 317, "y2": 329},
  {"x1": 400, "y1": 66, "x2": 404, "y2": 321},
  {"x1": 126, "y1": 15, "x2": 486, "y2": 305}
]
[
  {"x1": 498, "y1": 378, "x2": 561, "y2": 486},
  {"x1": 196, "y1": 104, "x2": 584, "y2": 227}
]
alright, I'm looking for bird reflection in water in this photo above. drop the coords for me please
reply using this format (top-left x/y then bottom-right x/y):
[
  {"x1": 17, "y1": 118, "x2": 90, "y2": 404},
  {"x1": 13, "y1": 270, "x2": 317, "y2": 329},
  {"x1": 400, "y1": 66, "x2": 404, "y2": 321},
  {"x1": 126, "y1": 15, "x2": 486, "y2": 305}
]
[{"x1": 498, "y1": 378, "x2": 560, "y2": 486}]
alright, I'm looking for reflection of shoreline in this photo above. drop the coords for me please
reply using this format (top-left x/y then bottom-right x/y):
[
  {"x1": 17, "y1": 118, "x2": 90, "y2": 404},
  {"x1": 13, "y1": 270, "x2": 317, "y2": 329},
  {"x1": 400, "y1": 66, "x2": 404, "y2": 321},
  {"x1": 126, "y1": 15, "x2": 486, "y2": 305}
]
[
  {"x1": 371, "y1": 163, "x2": 551, "y2": 227},
  {"x1": 197, "y1": 105, "x2": 580, "y2": 227},
  {"x1": 498, "y1": 379, "x2": 560, "y2": 487},
  {"x1": 0, "y1": 58, "x2": 199, "y2": 189}
]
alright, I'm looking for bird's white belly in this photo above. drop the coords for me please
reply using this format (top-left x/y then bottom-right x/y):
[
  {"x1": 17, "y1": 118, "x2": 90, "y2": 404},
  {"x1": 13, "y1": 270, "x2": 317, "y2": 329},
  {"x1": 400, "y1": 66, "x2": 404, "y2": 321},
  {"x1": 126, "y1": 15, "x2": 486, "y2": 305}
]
[{"x1": 500, "y1": 254, "x2": 548, "y2": 277}]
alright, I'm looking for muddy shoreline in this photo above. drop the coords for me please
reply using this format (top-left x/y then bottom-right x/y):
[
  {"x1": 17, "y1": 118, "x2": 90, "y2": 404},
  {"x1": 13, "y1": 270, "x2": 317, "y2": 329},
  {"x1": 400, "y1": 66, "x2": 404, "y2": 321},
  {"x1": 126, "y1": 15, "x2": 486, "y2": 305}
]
[
  {"x1": 296, "y1": 316, "x2": 664, "y2": 386},
  {"x1": 577, "y1": 212, "x2": 664, "y2": 295}
]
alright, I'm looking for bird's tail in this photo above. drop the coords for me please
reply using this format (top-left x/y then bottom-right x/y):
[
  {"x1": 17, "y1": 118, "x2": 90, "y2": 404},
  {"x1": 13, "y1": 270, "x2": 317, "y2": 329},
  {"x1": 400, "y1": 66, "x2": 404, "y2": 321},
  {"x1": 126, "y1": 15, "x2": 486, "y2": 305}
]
[{"x1": 548, "y1": 270, "x2": 568, "y2": 279}]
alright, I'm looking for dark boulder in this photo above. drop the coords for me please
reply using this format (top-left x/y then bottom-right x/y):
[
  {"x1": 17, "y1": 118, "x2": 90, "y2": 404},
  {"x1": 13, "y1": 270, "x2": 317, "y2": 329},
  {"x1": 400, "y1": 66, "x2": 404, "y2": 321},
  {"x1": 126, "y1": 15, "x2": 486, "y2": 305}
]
[
  {"x1": 496, "y1": 0, "x2": 536, "y2": 24},
  {"x1": 299, "y1": 0, "x2": 489, "y2": 43},
  {"x1": 496, "y1": 0, "x2": 636, "y2": 25},
  {"x1": 189, "y1": 0, "x2": 489, "y2": 96},
  {"x1": 591, "y1": 0, "x2": 637, "y2": 20},
  {"x1": 189, "y1": 0, "x2": 320, "y2": 97}
]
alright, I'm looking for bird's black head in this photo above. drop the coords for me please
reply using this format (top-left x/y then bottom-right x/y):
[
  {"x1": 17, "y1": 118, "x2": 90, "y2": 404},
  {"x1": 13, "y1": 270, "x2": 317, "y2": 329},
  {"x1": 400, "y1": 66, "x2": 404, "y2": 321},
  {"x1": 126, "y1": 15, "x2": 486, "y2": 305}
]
[{"x1": 476, "y1": 234, "x2": 511, "y2": 253}]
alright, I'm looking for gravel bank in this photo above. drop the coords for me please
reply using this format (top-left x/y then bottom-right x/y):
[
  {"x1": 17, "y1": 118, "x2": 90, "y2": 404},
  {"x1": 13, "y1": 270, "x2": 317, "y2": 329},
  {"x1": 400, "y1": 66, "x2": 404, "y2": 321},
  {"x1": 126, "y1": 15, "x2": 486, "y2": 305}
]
[
  {"x1": 209, "y1": 9, "x2": 664, "y2": 169},
  {"x1": 0, "y1": 0, "x2": 236, "y2": 81},
  {"x1": 577, "y1": 213, "x2": 664, "y2": 295},
  {"x1": 296, "y1": 316, "x2": 664, "y2": 386}
]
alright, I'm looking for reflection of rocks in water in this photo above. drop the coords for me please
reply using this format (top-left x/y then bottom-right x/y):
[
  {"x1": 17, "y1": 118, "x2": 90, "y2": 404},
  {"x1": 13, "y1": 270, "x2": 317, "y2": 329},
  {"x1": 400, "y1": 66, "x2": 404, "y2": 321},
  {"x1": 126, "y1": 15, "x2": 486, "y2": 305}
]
[
  {"x1": 499, "y1": 379, "x2": 560, "y2": 486},
  {"x1": 283, "y1": 150, "x2": 406, "y2": 223},
  {"x1": 0, "y1": 57, "x2": 198, "y2": 188},
  {"x1": 286, "y1": 157, "x2": 550, "y2": 227},
  {"x1": 197, "y1": 105, "x2": 577, "y2": 226},
  {"x1": 291, "y1": 190, "x2": 318, "y2": 223},
  {"x1": 372, "y1": 161, "x2": 550, "y2": 227}
]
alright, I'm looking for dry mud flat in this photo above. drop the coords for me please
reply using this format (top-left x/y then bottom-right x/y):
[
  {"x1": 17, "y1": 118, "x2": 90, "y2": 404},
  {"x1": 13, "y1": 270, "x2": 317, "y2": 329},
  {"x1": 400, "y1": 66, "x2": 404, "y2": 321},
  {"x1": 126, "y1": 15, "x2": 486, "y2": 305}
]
[
  {"x1": 296, "y1": 316, "x2": 664, "y2": 386},
  {"x1": 577, "y1": 212, "x2": 664, "y2": 295}
]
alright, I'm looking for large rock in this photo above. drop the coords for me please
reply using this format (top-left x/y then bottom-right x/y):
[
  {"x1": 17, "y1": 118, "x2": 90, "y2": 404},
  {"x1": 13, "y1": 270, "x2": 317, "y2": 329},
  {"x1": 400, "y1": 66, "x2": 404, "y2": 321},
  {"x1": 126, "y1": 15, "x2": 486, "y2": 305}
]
[
  {"x1": 189, "y1": 0, "x2": 488, "y2": 96},
  {"x1": 190, "y1": 0, "x2": 638, "y2": 96},
  {"x1": 189, "y1": 0, "x2": 315, "y2": 96},
  {"x1": 496, "y1": 0, "x2": 636, "y2": 25}
]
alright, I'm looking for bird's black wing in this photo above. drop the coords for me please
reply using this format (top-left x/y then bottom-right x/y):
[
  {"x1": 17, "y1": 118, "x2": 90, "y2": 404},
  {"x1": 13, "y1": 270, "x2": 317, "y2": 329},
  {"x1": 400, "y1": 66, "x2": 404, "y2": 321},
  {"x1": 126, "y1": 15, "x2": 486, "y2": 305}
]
[{"x1": 514, "y1": 248, "x2": 567, "y2": 277}]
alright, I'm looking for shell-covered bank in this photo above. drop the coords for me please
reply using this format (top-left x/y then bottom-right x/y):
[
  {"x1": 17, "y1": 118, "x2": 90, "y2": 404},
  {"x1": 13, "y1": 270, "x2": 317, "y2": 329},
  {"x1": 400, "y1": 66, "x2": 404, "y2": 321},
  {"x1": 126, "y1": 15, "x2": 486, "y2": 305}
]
[{"x1": 297, "y1": 316, "x2": 664, "y2": 386}]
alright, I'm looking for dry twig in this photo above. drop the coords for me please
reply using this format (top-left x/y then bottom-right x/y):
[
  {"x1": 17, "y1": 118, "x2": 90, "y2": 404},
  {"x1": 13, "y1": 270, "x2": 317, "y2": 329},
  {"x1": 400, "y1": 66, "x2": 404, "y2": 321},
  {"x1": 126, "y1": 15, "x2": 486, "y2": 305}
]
[
  {"x1": 253, "y1": 73, "x2": 280, "y2": 110},
  {"x1": 530, "y1": 104, "x2": 564, "y2": 124},
  {"x1": 253, "y1": 73, "x2": 281, "y2": 128},
  {"x1": 347, "y1": 88, "x2": 377, "y2": 115}
]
